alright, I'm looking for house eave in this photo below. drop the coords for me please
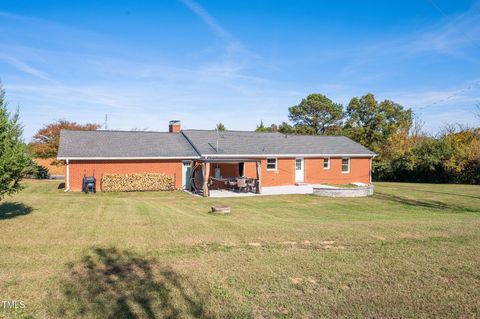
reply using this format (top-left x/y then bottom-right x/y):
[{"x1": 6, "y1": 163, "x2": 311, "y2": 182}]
[
  {"x1": 201, "y1": 153, "x2": 376, "y2": 158},
  {"x1": 57, "y1": 156, "x2": 201, "y2": 161}
]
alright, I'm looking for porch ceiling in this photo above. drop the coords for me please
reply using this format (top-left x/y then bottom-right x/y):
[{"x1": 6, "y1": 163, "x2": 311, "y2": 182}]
[{"x1": 195, "y1": 158, "x2": 261, "y2": 163}]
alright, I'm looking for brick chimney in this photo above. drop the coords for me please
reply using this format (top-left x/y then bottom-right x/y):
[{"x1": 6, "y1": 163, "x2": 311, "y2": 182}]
[{"x1": 169, "y1": 120, "x2": 181, "y2": 133}]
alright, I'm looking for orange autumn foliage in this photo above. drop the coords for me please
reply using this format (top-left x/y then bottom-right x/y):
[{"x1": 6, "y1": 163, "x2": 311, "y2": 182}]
[{"x1": 31, "y1": 120, "x2": 101, "y2": 159}]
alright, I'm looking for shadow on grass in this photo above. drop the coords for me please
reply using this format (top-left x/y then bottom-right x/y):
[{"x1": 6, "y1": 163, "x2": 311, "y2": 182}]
[
  {"x1": 0, "y1": 202, "x2": 33, "y2": 220},
  {"x1": 57, "y1": 247, "x2": 212, "y2": 319},
  {"x1": 375, "y1": 192, "x2": 478, "y2": 213},
  {"x1": 408, "y1": 188, "x2": 480, "y2": 200}
]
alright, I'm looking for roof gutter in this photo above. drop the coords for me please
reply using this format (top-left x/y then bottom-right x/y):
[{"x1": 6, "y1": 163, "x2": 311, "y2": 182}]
[
  {"x1": 201, "y1": 153, "x2": 377, "y2": 158},
  {"x1": 57, "y1": 156, "x2": 201, "y2": 160}
]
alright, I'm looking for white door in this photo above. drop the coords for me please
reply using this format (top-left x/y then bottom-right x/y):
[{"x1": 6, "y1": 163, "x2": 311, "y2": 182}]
[
  {"x1": 182, "y1": 161, "x2": 192, "y2": 190},
  {"x1": 295, "y1": 158, "x2": 304, "y2": 183}
]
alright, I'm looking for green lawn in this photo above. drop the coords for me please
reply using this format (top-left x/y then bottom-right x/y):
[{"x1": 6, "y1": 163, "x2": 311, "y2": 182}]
[{"x1": 1, "y1": 180, "x2": 479, "y2": 318}]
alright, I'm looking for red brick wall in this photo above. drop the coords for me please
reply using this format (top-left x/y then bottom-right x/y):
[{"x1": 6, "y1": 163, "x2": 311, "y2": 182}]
[
  {"x1": 259, "y1": 158, "x2": 296, "y2": 186},
  {"x1": 68, "y1": 160, "x2": 183, "y2": 191},
  {"x1": 67, "y1": 157, "x2": 372, "y2": 192},
  {"x1": 305, "y1": 157, "x2": 371, "y2": 185},
  {"x1": 206, "y1": 157, "x2": 371, "y2": 187},
  {"x1": 247, "y1": 157, "x2": 371, "y2": 186},
  {"x1": 209, "y1": 163, "x2": 239, "y2": 178},
  {"x1": 208, "y1": 163, "x2": 238, "y2": 189},
  {"x1": 208, "y1": 160, "x2": 297, "y2": 187}
]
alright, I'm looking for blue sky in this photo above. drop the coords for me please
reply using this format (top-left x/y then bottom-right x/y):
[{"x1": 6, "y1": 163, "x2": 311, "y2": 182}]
[{"x1": 1, "y1": 0, "x2": 479, "y2": 139}]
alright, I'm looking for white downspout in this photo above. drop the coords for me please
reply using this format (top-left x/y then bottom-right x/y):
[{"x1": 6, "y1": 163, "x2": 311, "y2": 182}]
[
  {"x1": 65, "y1": 159, "x2": 70, "y2": 192},
  {"x1": 369, "y1": 157, "x2": 373, "y2": 184}
]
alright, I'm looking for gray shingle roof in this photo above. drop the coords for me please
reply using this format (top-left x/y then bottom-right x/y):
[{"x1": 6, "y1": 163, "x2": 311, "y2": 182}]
[
  {"x1": 57, "y1": 130, "x2": 199, "y2": 159},
  {"x1": 182, "y1": 130, "x2": 375, "y2": 157},
  {"x1": 57, "y1": 129, "x2": 375, "y2": 159}
]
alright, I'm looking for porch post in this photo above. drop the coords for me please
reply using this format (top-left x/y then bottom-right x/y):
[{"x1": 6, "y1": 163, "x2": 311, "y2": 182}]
[
  {"x1": 188, "y1": 161, "x2": 194, "y2": 191},
  {"x1": 256, "y1": 160, "x2": 262, "y2": 194},
  {"x1": 202, "y1": 162, "x2": 210, "y2": 197}
]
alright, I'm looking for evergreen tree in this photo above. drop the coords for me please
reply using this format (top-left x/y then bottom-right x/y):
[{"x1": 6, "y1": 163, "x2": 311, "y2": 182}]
[
  {"x1": 255, "y1": 120, "x2": 268, "y2": 132},
  {"x1": 288, "y1": 94, "x2": 343, "y2": 134},
  {"x1": 0, "y1": 83, "x2": 33, "y2": 200},
  {"x1": 215, "y1": 122, "x2": 226, "y2": 131}
]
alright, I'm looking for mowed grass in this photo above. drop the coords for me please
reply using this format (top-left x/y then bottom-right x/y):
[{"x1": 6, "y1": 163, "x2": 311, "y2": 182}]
[{"x1": 0, "y1": 181, "x2": 479, "y2": 318}]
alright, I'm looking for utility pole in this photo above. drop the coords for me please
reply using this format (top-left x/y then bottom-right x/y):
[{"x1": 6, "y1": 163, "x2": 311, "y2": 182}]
[{"x1": 104, "y1": 114, "x2": 108, "y2": 130}]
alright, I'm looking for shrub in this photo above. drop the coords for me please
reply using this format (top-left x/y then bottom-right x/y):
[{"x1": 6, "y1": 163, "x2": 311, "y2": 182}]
[
  {"x1": 26, "y1": 163, "x2": 50, "y2": 179},
  {"x1": 34, "y1": 164, "x2": 50, "y2": 179}
]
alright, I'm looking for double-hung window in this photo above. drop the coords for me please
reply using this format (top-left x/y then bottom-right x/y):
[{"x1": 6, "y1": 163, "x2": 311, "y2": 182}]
[
  {"x1": 266, "y1": 158, "x2": 277, "y2": 171},
  {"x1": 323, "y1": 157, "x2": 330, "y2": 170},
  {"x1": 341, "y1": 158, "x2": 350, "y2": 173}
]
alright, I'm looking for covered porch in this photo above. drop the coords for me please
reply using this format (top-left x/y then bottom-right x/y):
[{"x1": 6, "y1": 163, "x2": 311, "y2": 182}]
[{"x1": 189, "y1": 158, "x2": 262, "y2": 197}]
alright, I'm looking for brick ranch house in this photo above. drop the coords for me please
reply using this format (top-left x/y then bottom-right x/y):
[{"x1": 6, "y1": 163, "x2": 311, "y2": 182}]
[{"x1": 57, "y1": 120, "x2": 375, "y2": 195}]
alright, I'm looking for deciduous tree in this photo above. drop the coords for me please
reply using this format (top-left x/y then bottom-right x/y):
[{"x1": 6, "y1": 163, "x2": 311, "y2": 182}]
[
  {"x1": 344, "y1": 93, "x2": 413, "y2": 176},
  {"x1": 31, "y1": 120, "x2": 101, "y2": 158},
  {"x1": 255, "y1": 121, "x2": 279, "y2": 133}
]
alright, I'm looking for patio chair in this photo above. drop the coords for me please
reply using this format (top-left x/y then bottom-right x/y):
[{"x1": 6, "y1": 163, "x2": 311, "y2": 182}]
[
  {"x1": 236, "y1": 178, "x2": 247, "y2": 192},
  {"x1": 228, "y1": 179, "x2": 237, "y2": 191},
  {"x1": 246, "y1": 178, "x2": 255, "y2": 192}
]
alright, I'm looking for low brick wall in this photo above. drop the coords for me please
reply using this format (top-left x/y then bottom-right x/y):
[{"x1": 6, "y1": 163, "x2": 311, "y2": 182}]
[{"x1": 312, "y1": 185, "x2": 374, "y2": 197}]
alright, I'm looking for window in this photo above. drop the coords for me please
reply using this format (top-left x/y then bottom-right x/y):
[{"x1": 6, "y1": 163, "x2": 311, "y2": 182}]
[
  {"x1": 342, "y1": 158, "x2": 350, "y2": 173},
  {"x1": 266, "y1": 158, "x2": 277, "y2": 171},
  {"x1": 295, "y1": 158, "x2": 302, "y2": 170},
  {"x1": 323, "y1": 157, "x2": 330, "y2": 170}
]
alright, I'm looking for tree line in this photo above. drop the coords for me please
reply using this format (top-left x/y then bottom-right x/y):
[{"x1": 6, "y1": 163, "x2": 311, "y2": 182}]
[
  {"x1": 254, "y1": 93, "x2": 480, "y2": 184},
  {"x1": 1, "y1": 80, "x2": 478, "y2": 202}
]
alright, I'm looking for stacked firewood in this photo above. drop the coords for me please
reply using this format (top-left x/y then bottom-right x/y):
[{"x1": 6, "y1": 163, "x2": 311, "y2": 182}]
[{"x1": 101, "y1": 173, "x2": 175, "y2": 192}]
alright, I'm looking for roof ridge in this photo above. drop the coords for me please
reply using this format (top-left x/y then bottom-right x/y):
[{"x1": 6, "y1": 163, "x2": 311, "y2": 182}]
[
  {"x1": 183, "y1": 129, "x2": 281, "y2": 134},
  {"x1": 183, "y1": 129, "x2": 353, "y2": 138},
  {"x1": 61, "y1": 129, "x2": 173, "y2": 134}
]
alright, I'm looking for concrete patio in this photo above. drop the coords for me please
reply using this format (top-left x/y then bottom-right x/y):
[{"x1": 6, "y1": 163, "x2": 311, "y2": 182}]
[{"x1": 208, "y1": 184, "x2": 338, "y2": 198}]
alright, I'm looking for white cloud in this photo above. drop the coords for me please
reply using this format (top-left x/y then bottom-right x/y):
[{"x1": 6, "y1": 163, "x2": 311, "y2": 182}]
[
  {"x1": 178, "y1": 0, "x2": 260, "y2": 71},
  {"x1": 0, "y1": 53, "x2": 51, "y2": 81},
  {"x1": 337, "y1": 1, "x2": 480, "y2": 82},
  {"x1": 178, "y1": 0, "x2": 232, "y2": 43},
  {"x1": 381, "y1": 80, "x2": 480, "y2": 110},
  {"x1": 1, "y1": 2, "x2": 479, "y2": 139},
  {"x1": 0, "y1": 7, "x2": 282, "y2": 139},
  {"x1": 409, "y1": 1, "x2": 480, "y2": 55}
]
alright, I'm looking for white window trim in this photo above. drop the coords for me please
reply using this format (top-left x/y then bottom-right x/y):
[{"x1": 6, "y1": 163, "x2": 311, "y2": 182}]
[
  {"x1": 323, "y1": 157, "x2": 330, "y2": 170},
  {"x1": 341, "y1": 157, "x2": 350, "y2": 174},
  {"x1": 266, "y1": 157, "x2": 278, "y2": 171},
  {"x1": 295, "y1": 158, "x2": 303, "y2": 170}
]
